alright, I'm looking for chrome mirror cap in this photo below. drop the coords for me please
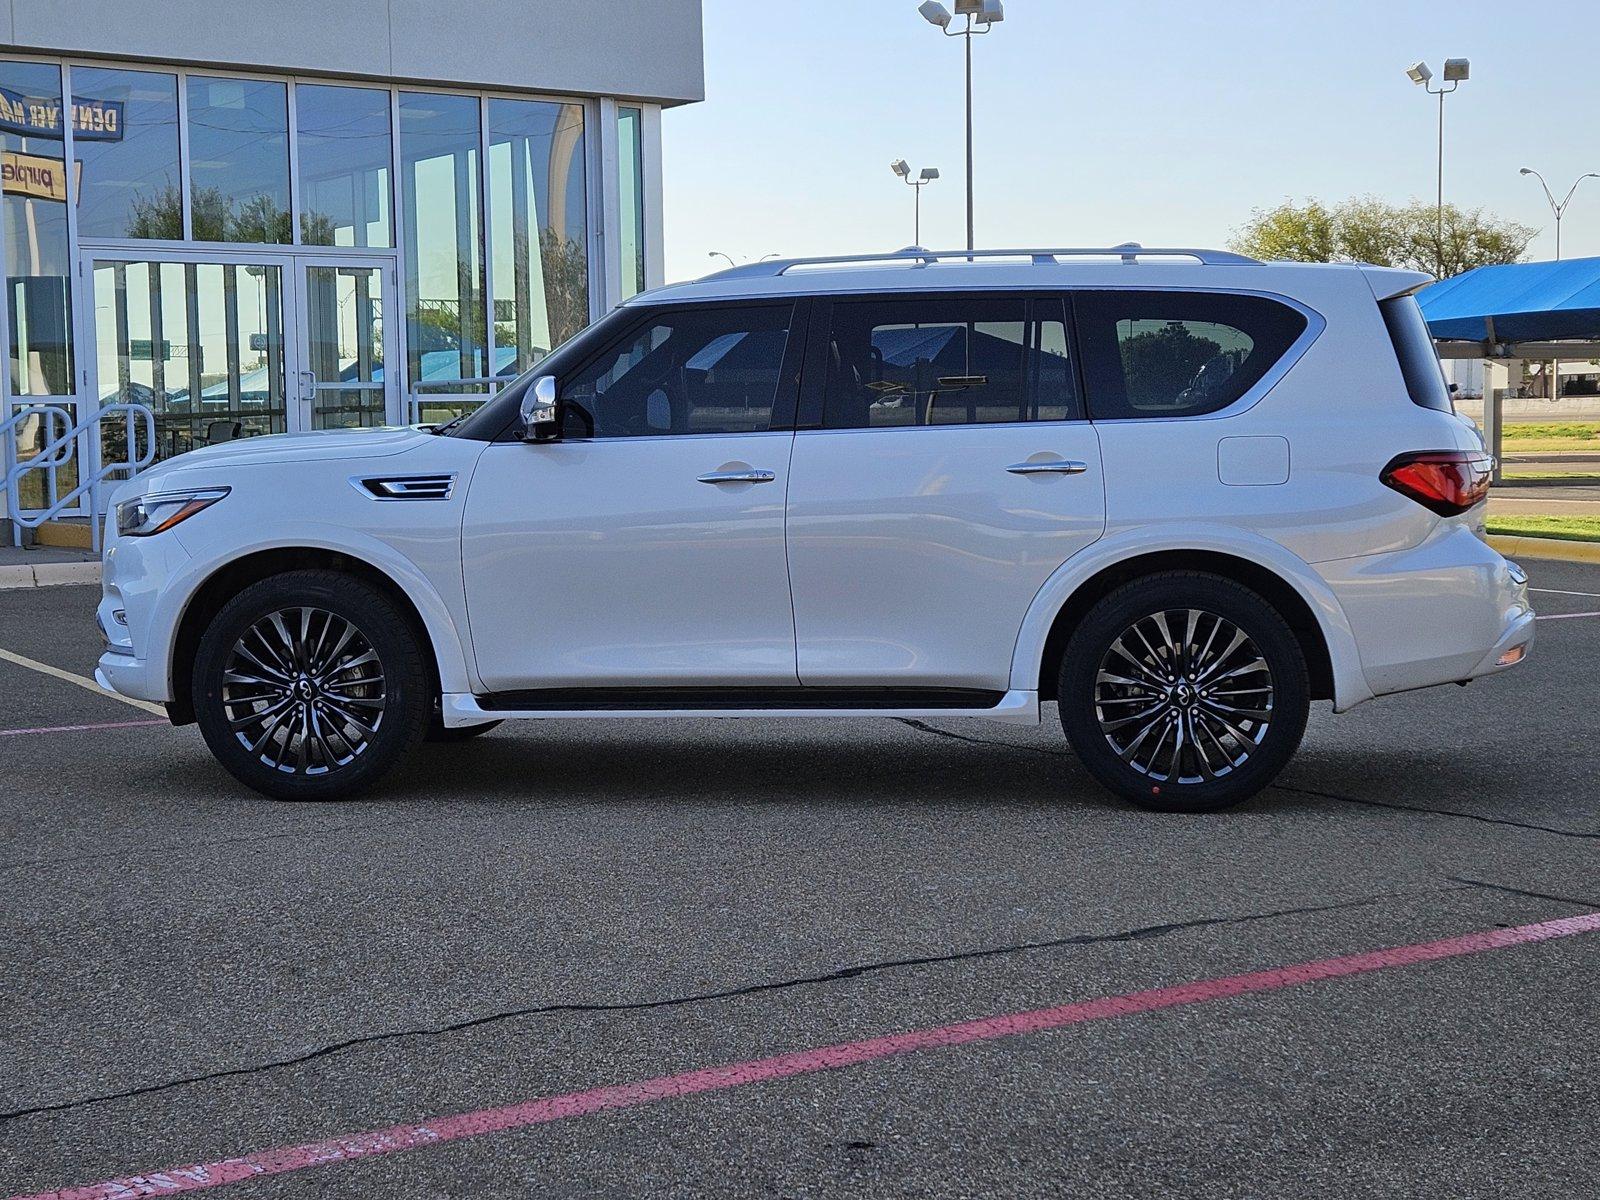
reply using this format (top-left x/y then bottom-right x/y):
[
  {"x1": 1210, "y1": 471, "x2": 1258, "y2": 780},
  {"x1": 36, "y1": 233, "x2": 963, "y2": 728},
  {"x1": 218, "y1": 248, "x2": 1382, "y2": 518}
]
[{"x1": 520, "y1": 376, "x2": 560, "y2": 442}]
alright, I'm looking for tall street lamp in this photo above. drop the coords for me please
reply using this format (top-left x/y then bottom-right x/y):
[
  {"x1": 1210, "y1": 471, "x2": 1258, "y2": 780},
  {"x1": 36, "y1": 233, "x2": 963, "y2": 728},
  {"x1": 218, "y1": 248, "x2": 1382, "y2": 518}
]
[
  {"x1": 1406, "y1": 57, "x2": 1470, "y2": 277},
  {"x1": 891, "y1": 159, "x2": 941, "y2": 246},
  {"x1": 1519, "y1": 167, "x2": 1598, "y2": 406},
  {"x1": 1519, "y1": 167, "x2": 1599, "y2": 260},
  {"x1": 918, "y1": 0, "x2": 1004, "y2": 252}
]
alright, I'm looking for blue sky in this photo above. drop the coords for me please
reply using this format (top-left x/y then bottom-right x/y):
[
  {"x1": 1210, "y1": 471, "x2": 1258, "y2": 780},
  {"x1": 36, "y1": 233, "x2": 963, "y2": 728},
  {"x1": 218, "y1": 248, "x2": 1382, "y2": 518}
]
[{"x1": 661, "y1": 0, "x2": 1600, "y2": 282}]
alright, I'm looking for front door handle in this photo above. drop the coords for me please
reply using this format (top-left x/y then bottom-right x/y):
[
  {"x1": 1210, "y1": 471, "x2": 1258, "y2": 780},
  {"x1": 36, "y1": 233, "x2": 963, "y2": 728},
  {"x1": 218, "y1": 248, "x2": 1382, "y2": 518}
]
[
  {"x1": 1006, "y1": 459, "x2": 1088, "y2": 476},
  {"x1": 697, "y1": 469, "x2": 777, "y2": 485}
]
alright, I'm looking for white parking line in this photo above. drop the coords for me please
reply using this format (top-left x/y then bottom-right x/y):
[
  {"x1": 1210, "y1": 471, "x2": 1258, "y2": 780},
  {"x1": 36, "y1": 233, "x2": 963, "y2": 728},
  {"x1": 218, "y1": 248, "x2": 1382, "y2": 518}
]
[
  {"x1": 0, "y1": 646, "x2": 166, "y2": 716},
  {"x1": 1531, "y1": 588, "x2": 1600, "y2": 599},
  {"x1": 1536, "y1": 611, "x2": 1600, "y2": 621}
]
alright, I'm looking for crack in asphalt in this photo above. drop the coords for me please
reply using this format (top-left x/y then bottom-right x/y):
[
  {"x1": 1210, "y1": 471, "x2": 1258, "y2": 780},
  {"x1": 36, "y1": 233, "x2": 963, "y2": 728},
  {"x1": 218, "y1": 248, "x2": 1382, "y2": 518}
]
[
  {"x1": 0, "y1": 890, "x2": 1419, "y2": 1124},
  {"x1": 1449, "y1": 876, "x2": 1600, "y2": 911},
  {"x1": 1270, "y1": 782, "x2": 1600, "y2": 841},
  {"x1": 892, "y1": 719, "x2": 1600, "y2": 841}
]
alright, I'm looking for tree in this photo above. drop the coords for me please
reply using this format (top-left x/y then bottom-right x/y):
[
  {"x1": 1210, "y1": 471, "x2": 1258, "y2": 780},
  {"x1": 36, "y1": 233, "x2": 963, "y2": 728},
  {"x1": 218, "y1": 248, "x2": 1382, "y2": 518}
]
[{"x1": 1229, "y1": 196, "x2": 1537, "y2": 278}]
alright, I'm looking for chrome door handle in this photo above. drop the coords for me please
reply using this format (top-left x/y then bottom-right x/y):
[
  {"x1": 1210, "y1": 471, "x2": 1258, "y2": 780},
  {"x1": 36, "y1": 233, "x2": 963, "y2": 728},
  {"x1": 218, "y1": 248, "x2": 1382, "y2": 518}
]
[
  {"x1": 1006, "y1": 459, "x2": 1088, "y2": 475},
  {"x1": 697, "y1": 470, "x2": 776, "y2": 485}
]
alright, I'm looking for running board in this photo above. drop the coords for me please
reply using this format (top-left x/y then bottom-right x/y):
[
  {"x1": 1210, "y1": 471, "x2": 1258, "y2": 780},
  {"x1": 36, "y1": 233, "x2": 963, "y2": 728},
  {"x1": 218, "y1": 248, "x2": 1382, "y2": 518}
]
[{"x1": 441, "y1": 689, "x2": 1040, "y2": 727}]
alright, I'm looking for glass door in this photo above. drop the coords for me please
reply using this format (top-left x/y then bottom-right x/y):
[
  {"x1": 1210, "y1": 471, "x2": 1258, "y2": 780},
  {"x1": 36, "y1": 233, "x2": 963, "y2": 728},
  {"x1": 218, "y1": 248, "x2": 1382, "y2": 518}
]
[
  {"x1": 83, "y1": 250, "x2": 400, "y2": 473},
  {"x1": 87, "y1": 255, "x2": 289, "y2": 464},
  {"x1": 292, "y1": 258, "x2": 397, "y2": 432}
]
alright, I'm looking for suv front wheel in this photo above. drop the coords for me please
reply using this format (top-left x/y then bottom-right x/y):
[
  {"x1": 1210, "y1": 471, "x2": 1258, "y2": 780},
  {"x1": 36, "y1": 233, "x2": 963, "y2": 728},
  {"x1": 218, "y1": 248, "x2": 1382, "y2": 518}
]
[
  {"x1": 1058, "y1": 572, "x2": 1310, "y2": 813},
  {"x1": 193, "y1": 570, "x2": 431, "y2": 801}
]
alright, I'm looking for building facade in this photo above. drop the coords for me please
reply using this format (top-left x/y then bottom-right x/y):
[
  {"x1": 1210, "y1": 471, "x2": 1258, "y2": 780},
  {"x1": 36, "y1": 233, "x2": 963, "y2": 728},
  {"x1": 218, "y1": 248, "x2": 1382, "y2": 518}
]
[{"x1": 1, "y1": 0, "x2": 702, "y2": 515}]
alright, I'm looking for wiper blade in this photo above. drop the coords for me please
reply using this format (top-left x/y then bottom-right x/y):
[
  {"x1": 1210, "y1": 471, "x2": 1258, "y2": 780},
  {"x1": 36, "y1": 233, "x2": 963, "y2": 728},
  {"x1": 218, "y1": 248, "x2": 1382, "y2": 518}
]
[{"x1": 429, "y1": 414, "x2": 468, "y2": 436}]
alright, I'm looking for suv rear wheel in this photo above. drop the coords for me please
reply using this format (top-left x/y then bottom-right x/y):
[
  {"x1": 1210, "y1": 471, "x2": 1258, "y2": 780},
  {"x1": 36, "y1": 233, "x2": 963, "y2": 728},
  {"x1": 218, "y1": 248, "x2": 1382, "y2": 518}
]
[
  {"x1": 193, "y1": 570, "x2": 431, "y2": 801},
  {"x1": 1058, "y1": 572, "x2": 1310, "y2": 813}
]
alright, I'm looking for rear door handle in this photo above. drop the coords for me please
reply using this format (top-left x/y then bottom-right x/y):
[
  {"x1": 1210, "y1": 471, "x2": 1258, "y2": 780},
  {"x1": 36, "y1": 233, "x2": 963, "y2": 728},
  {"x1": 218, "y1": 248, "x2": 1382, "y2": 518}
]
[
  {"x1": 1006, "y1": 459, "x2": 1088, "y2": 476},
  {"x1": 697, "y1": 470, "x2": 777, "y2": 485}
]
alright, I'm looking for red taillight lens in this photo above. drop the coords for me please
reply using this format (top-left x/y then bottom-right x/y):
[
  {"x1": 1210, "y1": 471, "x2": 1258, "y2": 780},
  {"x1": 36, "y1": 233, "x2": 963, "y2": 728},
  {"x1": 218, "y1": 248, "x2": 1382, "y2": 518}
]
[{"x1": 1380, "y1": 450, "x2": 1494, "y2": 516}]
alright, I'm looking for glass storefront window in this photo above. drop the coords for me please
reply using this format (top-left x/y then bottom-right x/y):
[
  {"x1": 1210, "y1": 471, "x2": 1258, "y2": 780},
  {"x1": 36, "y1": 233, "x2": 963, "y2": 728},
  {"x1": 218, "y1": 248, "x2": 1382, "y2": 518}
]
[
  {"x1": 92, "y1": 258, "x2": 286, "y2": 461},
  {"x1": 71, "y1": 67, "x2": 181, "y2": 239},
  {"x1": 617, "y1": 106, "x2": 645, "y2": 300},
  {"x1": 399, "y1": 92, "x2": 486, "y2": 391},
  {"x1": 187, "y1": 76, "x2": 290, "y2": 243},
  {"x1": 0, "y1": 59, "x2": 75, "y2": 396},
  {"x1": 488, "y1": 99, "x2": 588, "y2": 375},
  {"x1": 297, "y1": 85, "x2": 393, "y2": 247}
]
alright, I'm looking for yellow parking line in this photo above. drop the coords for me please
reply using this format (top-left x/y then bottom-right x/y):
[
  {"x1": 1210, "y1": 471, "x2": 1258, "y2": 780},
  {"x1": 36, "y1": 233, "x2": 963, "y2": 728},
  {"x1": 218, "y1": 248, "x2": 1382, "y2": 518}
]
[{"x1": 0, "y1": 646, "x2": 166, "y2": 716}]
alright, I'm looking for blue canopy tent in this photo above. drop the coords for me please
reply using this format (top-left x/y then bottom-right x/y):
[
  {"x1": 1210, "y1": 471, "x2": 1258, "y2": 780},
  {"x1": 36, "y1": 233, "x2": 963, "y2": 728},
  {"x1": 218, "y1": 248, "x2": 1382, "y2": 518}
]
[
  {"x1": 1419, "y1": 256, "x2": 1600, "y2": 343},
  {"x1": 1419, "y1": 256, "x2": 1600, "y2": 477}
]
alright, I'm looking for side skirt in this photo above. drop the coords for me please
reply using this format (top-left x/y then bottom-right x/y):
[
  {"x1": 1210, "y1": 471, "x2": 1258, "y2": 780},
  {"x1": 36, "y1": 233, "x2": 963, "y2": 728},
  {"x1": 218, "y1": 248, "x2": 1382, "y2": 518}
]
[{"x1": 441, "y1": 689, "x2": 1042, "y2": 727}]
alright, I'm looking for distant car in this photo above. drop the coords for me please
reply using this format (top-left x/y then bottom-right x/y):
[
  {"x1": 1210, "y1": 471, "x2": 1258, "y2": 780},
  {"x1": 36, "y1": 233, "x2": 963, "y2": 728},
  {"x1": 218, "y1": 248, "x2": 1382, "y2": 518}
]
[{"x1": 96, "y1": 245, "x2": 1533, "y2": 811}]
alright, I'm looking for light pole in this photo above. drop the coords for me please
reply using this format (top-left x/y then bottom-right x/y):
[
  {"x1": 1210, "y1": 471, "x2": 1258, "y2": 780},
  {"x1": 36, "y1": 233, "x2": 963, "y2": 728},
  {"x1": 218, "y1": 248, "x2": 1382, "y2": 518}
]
[
  {"x1": 891, "y1": 160, "x2": 941, "y2": 246},
  {"x1": 918, "y1": 0, "x2": 1004, "y2": 253},
  {"x1": 1519, "y1": 167, "x2": 1599, "y2": 260},
  {"x1": 1519, "y1": 167, "x2": 1598, "y2": 406},
  {"x1": 1406, "y1": 57, "x2": 1470, "y2": 278}
]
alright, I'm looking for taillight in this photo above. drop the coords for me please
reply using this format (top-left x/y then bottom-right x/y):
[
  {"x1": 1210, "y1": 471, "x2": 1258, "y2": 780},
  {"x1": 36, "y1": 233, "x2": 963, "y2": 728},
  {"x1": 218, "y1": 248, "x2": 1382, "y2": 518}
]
[{"x1": 1380, "y1": 450, "x2": 1493, "y2": 516}]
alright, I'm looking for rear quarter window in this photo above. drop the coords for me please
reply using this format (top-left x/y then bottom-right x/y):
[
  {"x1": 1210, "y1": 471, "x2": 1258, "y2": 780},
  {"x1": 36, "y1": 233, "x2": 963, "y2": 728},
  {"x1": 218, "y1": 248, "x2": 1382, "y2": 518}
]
[
  {"x1": 1075, "y1": 290, "x2": 1309, "y2": 420},
  {"x1": 1380, "y1": 294, "x2": 1454, "y2": 412}
]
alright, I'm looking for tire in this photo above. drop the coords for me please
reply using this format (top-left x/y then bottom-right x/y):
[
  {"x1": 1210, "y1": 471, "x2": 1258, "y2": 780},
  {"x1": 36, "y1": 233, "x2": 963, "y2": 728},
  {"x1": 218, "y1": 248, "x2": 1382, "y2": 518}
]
[
  {"x1": 192, "y1": 570, "x2": 431, "y2": 801},
  {"x1": 1057, "y1": 572, "x2": 1310, "y2": 813},
  {"x1": 424, "y1": 717, "x2": 502, "y2": 743}
]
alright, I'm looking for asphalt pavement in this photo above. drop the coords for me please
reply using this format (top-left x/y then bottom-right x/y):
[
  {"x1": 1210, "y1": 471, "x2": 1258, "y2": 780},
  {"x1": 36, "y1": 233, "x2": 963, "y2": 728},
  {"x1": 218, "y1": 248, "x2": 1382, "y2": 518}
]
[{"x1": 2, "y1": 562, "x2": 1598, "y2": 1199}]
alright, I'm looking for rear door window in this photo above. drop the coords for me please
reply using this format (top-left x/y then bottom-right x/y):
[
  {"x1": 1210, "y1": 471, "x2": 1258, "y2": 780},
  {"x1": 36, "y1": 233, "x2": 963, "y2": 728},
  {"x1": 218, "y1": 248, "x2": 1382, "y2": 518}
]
[
  {"x1": 1075, "y1": 290, "x2": 1309, "y2": 420},
  {"x1": 817, "y1": 295, "x2": 1079, "y2": 429}
]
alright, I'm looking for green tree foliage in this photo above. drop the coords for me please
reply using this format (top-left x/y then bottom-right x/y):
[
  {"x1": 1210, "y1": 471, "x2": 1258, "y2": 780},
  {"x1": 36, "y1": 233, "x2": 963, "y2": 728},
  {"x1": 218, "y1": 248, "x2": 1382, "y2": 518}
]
[{"x1": 1229, "y1": 196, "x2": 1537, "y2": 278}]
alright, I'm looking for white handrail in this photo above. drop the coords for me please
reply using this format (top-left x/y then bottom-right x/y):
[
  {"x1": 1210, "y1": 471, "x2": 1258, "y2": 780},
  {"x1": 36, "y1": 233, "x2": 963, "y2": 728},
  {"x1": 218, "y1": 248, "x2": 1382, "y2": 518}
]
[{"x1": 4, "y1": 402, "x2": 156, "y2": 551}]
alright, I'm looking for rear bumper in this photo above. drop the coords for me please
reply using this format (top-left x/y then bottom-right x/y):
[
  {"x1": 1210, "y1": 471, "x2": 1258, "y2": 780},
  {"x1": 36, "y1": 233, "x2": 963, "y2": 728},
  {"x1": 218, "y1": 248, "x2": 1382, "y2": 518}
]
[{"x1": 1315, "y1": 525, "x2": 1533, "y2": 701}]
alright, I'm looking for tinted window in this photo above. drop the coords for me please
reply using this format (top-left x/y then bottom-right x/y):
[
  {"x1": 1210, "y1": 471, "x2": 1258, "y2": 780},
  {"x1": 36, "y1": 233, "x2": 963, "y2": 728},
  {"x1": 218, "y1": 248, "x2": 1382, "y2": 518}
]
[
  {"x1": 561, "y1": 305, "x2": 793, "y2": 438},
  {"x1": 1380, "y1": 295, "x2": 1453, "y2": 412},
  {"x1": 821, "y1": 296, "x2": 1077, "y2": 429},
  {"x1": 1076, "y1": 291, "x2": 1308, "y2": 419}
]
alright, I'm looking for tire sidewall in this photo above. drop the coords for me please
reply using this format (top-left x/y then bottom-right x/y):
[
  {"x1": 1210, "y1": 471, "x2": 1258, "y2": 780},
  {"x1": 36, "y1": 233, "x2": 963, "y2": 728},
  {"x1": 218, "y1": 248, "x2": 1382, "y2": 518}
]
[
  {"x1": 192, "y1": 571, "x2": 430, "y2": 801},
  {"x1": 1058, "y1": 573, "x2": 1310, "y2": 813}
]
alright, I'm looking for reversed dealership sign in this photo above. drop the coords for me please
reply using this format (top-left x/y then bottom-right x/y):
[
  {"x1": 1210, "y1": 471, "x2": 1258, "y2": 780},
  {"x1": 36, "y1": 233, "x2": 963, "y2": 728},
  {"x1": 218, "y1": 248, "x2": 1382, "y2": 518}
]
[
  {"x1": 0, "y1": 86, "x2": 124, "y2": 141},
  {"x1": 1, "y1": 150, "x2": 75, "y2": 202}
]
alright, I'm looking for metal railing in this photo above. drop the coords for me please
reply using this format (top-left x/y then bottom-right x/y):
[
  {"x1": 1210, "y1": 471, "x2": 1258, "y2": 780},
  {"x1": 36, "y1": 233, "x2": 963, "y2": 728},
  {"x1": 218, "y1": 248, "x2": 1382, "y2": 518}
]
[{"x1": 3, "y1": 402, "x2": 156, "y2": 552}]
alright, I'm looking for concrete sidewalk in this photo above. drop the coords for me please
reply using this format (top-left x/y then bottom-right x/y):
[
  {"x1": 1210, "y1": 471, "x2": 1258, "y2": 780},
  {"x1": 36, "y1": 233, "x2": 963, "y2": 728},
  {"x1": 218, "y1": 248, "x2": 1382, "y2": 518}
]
[{"x1": 0, "y1": 544, "x2": 101, "y2": 589}]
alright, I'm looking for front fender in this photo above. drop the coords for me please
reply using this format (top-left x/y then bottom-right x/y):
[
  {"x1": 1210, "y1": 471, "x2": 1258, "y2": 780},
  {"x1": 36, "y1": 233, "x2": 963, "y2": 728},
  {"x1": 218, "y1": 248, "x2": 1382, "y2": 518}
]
[
  {"x1": 156, "y1": 523, "x2": 479, "y2": 699},
  {"x1": 1007, "y1": 524, "x2": 1373, "y2": 711}
]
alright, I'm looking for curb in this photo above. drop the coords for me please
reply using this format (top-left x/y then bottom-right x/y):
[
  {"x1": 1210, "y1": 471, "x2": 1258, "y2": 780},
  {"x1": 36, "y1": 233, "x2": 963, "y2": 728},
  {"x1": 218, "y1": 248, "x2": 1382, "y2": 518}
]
[
  {"x1": 0, "y1": 561, "x2": 102, "y2": 589},
  {"x1": 1487, "y1": 534, "x2": 1600, "y2": 565}
]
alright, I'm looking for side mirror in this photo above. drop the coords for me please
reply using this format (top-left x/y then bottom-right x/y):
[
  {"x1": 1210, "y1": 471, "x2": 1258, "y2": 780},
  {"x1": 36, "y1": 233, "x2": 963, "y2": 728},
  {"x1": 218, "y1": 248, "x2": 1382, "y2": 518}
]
[{"x1": 519, "y1": 376, "x2": 560, "y2": 443}]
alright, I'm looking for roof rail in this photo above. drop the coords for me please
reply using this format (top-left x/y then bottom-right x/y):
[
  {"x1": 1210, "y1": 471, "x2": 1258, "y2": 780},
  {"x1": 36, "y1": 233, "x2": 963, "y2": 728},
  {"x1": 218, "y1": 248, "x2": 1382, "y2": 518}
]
[{"x1": 704, "y1": 243, "x2": 1260, "y2": 281}]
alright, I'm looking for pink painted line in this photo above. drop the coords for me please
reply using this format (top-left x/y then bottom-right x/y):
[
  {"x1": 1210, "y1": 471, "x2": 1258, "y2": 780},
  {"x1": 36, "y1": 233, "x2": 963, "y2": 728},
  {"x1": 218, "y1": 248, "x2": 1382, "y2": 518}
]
[
  {"x1": 0, "y1": 719, "x2": 166, "y2": 738},
  {"x1": 13, "y1": 909, "x2": 1600, "y2": 1200}
]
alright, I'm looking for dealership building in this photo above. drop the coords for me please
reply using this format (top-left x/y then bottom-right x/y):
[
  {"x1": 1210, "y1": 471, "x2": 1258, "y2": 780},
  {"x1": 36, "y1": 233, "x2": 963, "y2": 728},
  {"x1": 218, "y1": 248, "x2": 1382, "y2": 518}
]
[{"x1": 0, "y1": 0, "x2": 703, "y2": 520}]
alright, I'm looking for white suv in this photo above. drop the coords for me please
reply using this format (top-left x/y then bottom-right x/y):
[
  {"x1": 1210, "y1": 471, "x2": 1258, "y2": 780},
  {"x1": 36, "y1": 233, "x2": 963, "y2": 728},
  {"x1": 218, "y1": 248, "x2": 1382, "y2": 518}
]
[{"x1": 96, "y1": 246, "x2": 1534, "y2": 811}]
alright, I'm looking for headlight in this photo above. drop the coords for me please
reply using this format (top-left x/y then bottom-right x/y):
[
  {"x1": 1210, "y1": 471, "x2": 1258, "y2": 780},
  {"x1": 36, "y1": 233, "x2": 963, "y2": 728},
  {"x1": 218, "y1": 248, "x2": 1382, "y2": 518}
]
[{"x1": 116, "y1": 488, "x2": 230, "y2": 538}]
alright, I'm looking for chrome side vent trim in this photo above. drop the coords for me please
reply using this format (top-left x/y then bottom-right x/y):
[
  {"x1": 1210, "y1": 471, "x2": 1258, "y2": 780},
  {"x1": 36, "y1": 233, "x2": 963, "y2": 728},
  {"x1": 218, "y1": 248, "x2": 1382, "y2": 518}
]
[{"x1": 352, "y1": 474, "x2": 457, "y2": 501}]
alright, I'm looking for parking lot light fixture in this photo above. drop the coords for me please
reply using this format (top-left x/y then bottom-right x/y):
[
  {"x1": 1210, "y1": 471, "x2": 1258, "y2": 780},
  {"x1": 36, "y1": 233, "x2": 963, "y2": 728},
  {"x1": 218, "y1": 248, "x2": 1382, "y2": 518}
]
[
  {"x1": 891, "y1": 160, "x2": 940, "y2": 246},
  {"x1": 918, "y1": 0, "x2": 1004, "y2": 253},
  {"x1": 1519, "y1": 167, "x2": 1600, "y2": 260},
  {"x1": 1407, "y1": 56, "x2": 1469, "y2": 277}
]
